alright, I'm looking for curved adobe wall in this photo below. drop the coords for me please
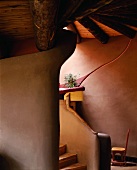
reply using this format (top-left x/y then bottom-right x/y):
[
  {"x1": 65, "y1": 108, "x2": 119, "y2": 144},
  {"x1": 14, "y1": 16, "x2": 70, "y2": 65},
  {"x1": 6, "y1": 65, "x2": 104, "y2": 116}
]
[
  {"x1": 60, "y1": 35, "x2": 137, "y2": 157},
  {"x1": 0, "y1": 30, "x2": 76, "y2": 170}
]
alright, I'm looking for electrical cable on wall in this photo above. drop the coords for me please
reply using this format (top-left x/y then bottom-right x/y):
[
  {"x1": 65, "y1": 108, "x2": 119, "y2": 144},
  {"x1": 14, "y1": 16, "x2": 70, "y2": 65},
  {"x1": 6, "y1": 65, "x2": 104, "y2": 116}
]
[{"x1": 79, "y1": 39, "x2": 132, "y2": 86}]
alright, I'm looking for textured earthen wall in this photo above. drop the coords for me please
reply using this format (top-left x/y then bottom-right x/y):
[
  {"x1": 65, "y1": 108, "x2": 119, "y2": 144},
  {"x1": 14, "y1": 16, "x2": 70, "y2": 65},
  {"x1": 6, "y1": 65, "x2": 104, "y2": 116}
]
[
  {"x1": 60, "y1": 35, "x2": 137, "y2": 157},
  {"x1": 0, "y1": 30, "x2": 76, "y2": 170}
]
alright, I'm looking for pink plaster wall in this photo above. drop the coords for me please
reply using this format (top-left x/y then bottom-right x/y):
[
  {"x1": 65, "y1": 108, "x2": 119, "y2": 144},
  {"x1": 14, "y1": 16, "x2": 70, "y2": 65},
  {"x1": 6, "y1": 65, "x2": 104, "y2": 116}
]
[{"x1": 60, "y1": 35, "x2": 137, "y2": 157}]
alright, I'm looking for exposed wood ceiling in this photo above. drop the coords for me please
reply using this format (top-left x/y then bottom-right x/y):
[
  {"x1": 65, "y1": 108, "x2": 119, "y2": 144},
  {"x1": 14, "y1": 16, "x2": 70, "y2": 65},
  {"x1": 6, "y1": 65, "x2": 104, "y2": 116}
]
[
  {"x1": 0, "y1": 1, "x2": 34, "y2": 40},
  {"x1": 0, "y1": 0, "x2": 137, "y2": 52},
  {"x1": 74, "y1": 20, "x2": 121, "y2": 38}
]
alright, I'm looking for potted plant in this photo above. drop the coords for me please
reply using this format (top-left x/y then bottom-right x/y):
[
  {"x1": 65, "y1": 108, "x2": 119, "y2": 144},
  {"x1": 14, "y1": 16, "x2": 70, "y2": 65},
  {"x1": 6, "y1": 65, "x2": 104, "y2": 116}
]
[{"x1": 64, "y1": 73, "x2": 78, "y2": 88}]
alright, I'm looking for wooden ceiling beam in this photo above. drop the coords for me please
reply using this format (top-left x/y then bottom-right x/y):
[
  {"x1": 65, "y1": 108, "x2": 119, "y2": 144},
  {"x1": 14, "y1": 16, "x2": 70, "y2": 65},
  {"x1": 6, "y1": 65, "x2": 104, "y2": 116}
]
[
  {"x1": 91, "y1": 15, "x2": 136, "y2": 39},
  {"x1": 59, "y1": 0, "x2": 84, "y2": 26},
  {"x1": 96, "y1": 0, "x2": 137, "y2": 13},
  {"x1": 29, "y1": 0, "x2": 60, "y2": 51},
  {"x1": 67, "y1": 23, "x2": 81, "y2": 43},
  {"x1": 70, "y1": 0, "x2": 113, "y2": 21},
  {"x1": 79, "y1": 17, "x2": 109, "y2": 44},
  {"x1": 96, "y1": 6, "x2": 137, "y2": 16},
  {"x1": 94, "y1": 14, "x2": 137, "y2": 27}
]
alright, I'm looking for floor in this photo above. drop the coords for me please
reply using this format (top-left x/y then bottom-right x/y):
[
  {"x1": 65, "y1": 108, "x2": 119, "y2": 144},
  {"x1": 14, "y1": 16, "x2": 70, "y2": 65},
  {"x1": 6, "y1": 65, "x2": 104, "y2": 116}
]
[
  {"x1": 111, "y1": 162, "x2": 137, "y2": 170},
  {"x1": 111, "y1": 158, "x2": 137, "y2": 170},
  {"x1": 111, "y1": 166, "x2": 137, "y2": 170}
]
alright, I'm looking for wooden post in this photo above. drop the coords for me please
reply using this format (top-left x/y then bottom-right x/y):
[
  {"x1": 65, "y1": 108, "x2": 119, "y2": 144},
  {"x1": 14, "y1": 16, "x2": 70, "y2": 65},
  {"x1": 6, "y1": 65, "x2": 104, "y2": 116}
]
[{"x1": 29, "y1": 0, "x2": 60, "y2": 51}]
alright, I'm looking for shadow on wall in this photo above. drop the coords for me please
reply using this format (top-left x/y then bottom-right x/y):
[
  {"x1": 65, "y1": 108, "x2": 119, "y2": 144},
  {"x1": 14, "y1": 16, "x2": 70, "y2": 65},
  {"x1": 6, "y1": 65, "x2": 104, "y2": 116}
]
[{"x1": 0, "y1": 154, "x2": 22, "y2": 170}]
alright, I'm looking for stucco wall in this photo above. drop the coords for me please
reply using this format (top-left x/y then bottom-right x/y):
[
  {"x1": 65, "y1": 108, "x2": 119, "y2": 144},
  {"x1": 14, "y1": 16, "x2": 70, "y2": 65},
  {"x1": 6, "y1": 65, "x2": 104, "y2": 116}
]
[
  {"x1": 60, "y1": 35, "x2": 137, "y2": 157},
  {"x1": 0, "y1": 53, "x2": 63, "y2": 170},
  {"x1": 0, "y1": 30, "x2": 76, "y2": 170}
]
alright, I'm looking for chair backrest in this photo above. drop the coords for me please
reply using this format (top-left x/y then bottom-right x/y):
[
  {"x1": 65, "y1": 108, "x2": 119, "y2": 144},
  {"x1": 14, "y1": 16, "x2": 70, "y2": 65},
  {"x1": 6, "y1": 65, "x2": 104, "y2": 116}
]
[{"x1": 124, "y1": 129, "x2": 130, "y2": 161}]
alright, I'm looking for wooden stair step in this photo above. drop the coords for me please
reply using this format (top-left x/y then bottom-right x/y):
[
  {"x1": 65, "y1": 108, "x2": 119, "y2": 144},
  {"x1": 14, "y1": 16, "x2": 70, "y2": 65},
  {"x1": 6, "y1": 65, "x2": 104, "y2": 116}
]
[
  {"x1": 60, "y1": 163, "x2": 87, "y2": 170},
  {"x1": 59, "y1": 144, "x2": 67, "y2": 156},
  {"x1": 59, "y1": 153, "x2": 77, "y2": 169}
]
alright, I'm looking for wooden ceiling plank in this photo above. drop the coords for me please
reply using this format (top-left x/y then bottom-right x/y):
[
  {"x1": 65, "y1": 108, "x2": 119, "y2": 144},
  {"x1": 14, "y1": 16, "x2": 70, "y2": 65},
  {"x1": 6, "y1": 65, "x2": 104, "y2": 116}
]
[
  {"x1": 0, "y1": 0, "x2": 33, "y2": 40},
  {"x1": 29, "y1": 0, "x2": 60, "y2": 51},
  {"x1": 79, "y1": 17, "x2": 109, "y2": 44},
  {"x1": 91, "y1": 15, "x2": 136, "y2": 39}
]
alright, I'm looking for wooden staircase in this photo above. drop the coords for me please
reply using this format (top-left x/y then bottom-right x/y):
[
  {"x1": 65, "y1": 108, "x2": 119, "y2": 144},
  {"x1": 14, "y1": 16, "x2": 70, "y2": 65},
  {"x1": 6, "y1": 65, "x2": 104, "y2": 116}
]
[{"x1": 59, "y1": 144, "x2": 87, "y2": 170}]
